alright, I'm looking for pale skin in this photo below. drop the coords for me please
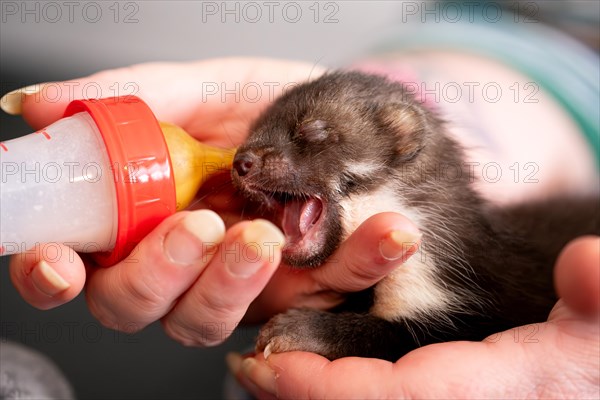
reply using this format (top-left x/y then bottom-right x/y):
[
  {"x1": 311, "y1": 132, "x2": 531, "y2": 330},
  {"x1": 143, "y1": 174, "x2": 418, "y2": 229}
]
[{"x1": 5, "y1": 58, "x2": 599, "y2": 398}]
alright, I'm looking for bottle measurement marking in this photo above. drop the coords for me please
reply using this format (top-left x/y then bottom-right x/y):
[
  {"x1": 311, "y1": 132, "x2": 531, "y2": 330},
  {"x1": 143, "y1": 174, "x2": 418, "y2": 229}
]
[
  {"x1": 36, "y1": 130, "x2": 52, "y2": 140},
  {"x1": 1, "y1": 130, "x2": 52, "y2": 152}
]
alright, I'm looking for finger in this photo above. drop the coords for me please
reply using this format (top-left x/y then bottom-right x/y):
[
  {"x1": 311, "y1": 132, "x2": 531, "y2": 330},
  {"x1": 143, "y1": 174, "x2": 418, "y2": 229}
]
[
  {"x1": 18, "y1": 62, "x2": 222, "y2": 130},
  {"x1": 226, "y1": 352, "x2": 279, "y2": 400},
  {"x1": 312, "y1": 212, "x2": 421, "y2": 293},
  {"x1": 553, "y1": 235, "x2": 600, "y2": 318},
  {"x1": 10, "y1": 58, "x2": 324, "y2": 141},
  {"x1": 9, "y1": 243, "x2": 85, "y2": 310},
  {"x1": 161, "y1": 219, "x2": 284, "y2": 346},
  {"x1": 239, "y1": 338, "x2": 540, "y2": 400},
  {"x1": 84, "y1": 209, "x2": 226, "y2": 332},
  {"x1": 236, "y1": 351, "x2": 399, "y2": 399}
]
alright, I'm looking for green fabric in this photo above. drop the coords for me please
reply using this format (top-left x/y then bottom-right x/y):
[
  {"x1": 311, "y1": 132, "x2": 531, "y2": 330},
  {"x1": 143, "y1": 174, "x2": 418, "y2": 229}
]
[{"x1": 374, "y1": 10, "x2": 600, "y2": 168}]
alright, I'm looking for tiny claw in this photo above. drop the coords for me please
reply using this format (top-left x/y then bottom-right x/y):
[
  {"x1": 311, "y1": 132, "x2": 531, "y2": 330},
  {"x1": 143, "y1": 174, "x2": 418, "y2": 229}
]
[{"x1": 263, "y1": 342, "x2": 273, "y2": 360}]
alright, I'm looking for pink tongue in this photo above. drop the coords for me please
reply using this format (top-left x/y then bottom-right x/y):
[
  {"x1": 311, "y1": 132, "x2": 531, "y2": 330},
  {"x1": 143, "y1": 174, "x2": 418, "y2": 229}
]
[{"x1": 282, "y1": 198, "x2": 322, "y2": 241}]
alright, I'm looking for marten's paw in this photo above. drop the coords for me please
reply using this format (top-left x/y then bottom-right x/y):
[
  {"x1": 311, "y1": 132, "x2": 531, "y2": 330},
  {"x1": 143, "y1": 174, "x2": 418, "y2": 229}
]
[{"x1": 256, "y1": 308, "x2": 344, "y2": 360}]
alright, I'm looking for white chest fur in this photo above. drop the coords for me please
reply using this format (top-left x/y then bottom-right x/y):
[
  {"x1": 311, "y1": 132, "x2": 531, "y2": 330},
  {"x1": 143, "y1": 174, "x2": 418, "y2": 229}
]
[{"x1": 338, "y1": 184, "x2": 455, "y2": 321}]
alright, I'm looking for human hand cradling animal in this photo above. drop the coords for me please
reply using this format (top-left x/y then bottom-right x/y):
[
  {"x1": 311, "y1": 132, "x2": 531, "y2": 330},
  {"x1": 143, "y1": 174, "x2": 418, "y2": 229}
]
[{"x1": 231, "y1": 235, "x2": 600, "y2": 399}]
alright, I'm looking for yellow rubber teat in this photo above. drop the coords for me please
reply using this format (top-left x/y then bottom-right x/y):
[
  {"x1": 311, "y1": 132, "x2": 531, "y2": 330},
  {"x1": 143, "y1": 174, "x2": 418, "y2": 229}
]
[{"x1": 159, "y1": 122, "x2": 235, "y2": 211}]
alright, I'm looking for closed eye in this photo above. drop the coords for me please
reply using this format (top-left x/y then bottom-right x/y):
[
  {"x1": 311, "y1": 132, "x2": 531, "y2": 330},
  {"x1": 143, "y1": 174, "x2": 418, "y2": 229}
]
[{"x1": 296, "y1": 119, "x2": 330, "y2": 142}]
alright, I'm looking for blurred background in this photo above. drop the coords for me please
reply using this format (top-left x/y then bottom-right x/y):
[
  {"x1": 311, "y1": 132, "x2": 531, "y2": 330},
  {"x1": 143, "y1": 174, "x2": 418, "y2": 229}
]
[{"x1": 1, "y1": 1, "x2": 598, "y2": 399}]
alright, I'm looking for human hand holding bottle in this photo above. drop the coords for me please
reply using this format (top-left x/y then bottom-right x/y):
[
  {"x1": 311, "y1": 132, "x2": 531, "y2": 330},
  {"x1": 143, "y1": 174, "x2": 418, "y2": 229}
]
[{"x1": 4, "y1": 58, "x2": 419, "y2": 347}]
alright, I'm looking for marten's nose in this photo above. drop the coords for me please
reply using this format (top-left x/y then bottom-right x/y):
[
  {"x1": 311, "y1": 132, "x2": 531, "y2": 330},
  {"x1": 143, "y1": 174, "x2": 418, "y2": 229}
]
[{"x1": 233, "y1": 151, "x2": 257, "y2": 177}]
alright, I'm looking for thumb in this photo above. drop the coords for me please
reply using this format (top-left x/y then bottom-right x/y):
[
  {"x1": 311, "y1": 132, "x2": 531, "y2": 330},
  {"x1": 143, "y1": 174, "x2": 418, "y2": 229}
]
[
  {"x1": 9, "y1": 243, "x2": 86, "y2": 310},
  {"x1": 551, "y1": 236, "x2": 600, "y2": 320}
]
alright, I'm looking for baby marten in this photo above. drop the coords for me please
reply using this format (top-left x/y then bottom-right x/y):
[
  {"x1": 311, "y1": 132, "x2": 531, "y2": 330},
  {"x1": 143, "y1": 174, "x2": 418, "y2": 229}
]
[{"x1": 231, "y1": 71, "x2": 599, "y2": 361}]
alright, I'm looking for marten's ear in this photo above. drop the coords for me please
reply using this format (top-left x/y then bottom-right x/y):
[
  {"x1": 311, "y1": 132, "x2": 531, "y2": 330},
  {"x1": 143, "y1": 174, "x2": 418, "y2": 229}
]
[{"x1": 376, "y1": 103, "x2": 427, "y2": 161}]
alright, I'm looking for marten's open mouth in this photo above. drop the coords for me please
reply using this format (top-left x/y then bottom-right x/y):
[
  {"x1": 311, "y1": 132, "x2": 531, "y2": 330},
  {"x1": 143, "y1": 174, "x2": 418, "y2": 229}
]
[
  {"x1": 239, "y1": 186, "x2": 326, "y2": 260},
  {"x1": 280, "y1": 195, "x2": 324, "y2": 251}
]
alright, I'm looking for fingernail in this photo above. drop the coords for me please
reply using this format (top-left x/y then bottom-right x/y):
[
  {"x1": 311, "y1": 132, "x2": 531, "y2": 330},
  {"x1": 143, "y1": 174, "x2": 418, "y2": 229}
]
[
  {"x1": 241, "y1": 219, "x2": 285, "y2": 250},
  {"x1": 379, "y1": 230, "x2": 422, "y2": 261},
  {"x1": 241, "y1": 357, "x2": 277, "y2": 396},
  {"x1": 226, "y1": 352, "x2": 243, "y2": 376},
  {"x1": 226, "y1": 220, "x2": 285, "y2": 278},
  {"x1": 1, "y1": 84, "x2": 42, "y2": 115},
  {"x1": 30, "y1": 260, "x2": 70, "y2": 297},
  {"x1": 164, "y1": 210, "x2": 226, "y2": 266}
]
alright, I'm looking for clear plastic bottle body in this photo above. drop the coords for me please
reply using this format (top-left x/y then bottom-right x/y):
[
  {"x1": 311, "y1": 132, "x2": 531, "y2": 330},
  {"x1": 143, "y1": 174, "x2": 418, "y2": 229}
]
[{"x1": 1, "y1": 112, "x2": 117, "y2": 255}]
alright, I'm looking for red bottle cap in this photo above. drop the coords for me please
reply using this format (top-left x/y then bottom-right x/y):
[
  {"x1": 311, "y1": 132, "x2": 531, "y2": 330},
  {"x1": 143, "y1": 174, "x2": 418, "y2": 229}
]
[{"x1": 64, "y1": 96, "x2": 177, "y2": 266}]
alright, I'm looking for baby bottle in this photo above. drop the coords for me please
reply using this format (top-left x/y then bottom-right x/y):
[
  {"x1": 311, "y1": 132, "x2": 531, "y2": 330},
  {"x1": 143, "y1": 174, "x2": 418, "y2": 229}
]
[{"x1": 0, "y1": 96, "x2": 234, "y2": 266}]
